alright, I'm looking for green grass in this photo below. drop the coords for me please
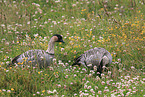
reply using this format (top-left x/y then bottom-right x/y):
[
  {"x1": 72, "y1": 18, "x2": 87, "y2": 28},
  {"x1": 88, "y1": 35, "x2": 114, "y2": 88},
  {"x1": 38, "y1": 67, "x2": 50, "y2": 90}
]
[{"x1": 0, "y1": 0, "x2": 145, "y2": 96}]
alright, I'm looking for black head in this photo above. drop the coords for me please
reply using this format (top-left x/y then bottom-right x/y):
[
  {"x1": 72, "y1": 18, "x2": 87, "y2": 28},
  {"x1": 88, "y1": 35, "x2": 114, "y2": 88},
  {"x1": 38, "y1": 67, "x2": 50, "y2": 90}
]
[{"x1": 53, "y1": 34, "x2": 65, "y2": 43}]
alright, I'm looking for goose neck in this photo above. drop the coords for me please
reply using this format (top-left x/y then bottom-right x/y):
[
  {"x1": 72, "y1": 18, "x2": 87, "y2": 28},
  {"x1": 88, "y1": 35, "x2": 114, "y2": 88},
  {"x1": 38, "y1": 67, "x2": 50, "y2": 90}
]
[{"x1": 46, "y1": 38, "x2": 55, "y2": 54}]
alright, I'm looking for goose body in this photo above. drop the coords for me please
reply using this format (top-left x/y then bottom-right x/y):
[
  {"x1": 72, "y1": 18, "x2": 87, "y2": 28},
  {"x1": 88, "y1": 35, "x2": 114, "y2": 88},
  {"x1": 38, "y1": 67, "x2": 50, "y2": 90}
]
[
  {"x1": 72, "y1": 47, "x2": 112, "y2": 74},
  {"x1": 9, "y1": 34, "x2": 64, "y2": 68}
]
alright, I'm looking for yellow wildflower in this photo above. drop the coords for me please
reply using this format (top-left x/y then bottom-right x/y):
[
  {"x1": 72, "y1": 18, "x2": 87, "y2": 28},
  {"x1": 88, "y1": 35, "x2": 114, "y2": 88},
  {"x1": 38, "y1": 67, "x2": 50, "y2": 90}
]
[
  {"x1": 20, "y1": 62, "x2": 24, "y2": 65},
  {"x1": 42, "y1": 90, "x2": 45, "y2": 93},
  {"x1": 98, "y1": 40, "x2": 102, "y2": 42},
  {"x1": 90, "y1": 31, "x2": 92, "y2": 35},
  {"x1": 11, "y1": 88, "x2": 14, "y2": 91},
  {"x1": 28, "y1": 61, "x2": 32, "y2": 63},
  {"x1": 113, "y1": 59, "x2": 115, "y2": 62},
  {"x1": 111, "y1": 54, "x2": 113, "y2": 56}
]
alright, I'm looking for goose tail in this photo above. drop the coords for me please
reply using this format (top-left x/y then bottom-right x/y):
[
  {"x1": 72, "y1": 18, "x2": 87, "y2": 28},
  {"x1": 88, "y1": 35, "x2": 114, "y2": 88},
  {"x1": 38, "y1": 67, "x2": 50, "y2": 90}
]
[
  {"x1": 72, "y1": 62, "x2": 81, "y2": 66},
  {"x1": 72, "y1": 55, "x2": 82, "y2": 66},
  {"x1": 7, "y1": 54, "x2": 21, "y2": 68},
  {"x1": 72, "y1": 62, "x2": 77, "y2": 66}
]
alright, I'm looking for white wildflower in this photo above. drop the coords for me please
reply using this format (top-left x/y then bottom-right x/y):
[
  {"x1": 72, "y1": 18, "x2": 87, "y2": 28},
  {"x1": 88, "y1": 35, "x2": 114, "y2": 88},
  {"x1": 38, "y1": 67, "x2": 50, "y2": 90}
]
[
  {"x1": 53, "y1": 89, "x2": 57, "y2": 93},
  {"x1": 47, "y1": 90, "x2": 52, "y2": 94},
  {"x1": 37, "y1": 91, "x2": 40, "y2": 94},
  {"x1": 72, "y1": 4, "x2": 76, "y2": 7},
  {"x1": 34, "y1": 33, "x2": 39, "y2": 37},
  {"x1": 7, "y1": 90, "x2": 11, "y2": 93},
  {"x1": 131, "y1": 66, "x2": 135, "y2": 69},
  {"x1": 98, "y1": 90, "x2": 102, "y2": 94}
]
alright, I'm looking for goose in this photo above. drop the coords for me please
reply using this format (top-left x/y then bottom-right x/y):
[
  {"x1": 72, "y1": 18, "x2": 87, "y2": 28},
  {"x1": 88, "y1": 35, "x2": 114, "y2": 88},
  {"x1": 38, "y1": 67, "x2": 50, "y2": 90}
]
[
  {"x1": 72, "y1": 47, "x2": 112, "y2": 75},
  {"x1": 8, "y1": 34, "x2": 65, "y2": 68}
]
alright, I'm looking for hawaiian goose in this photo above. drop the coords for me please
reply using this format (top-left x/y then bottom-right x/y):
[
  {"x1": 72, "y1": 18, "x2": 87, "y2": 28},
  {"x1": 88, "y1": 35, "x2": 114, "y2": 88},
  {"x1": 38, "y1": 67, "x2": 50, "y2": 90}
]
[
  {"x1": 72, "y1": 47, "x2": 112, "y2": 74},
  {"x1": 8, "y1": 34, "x2": 64, "y2": 68}
]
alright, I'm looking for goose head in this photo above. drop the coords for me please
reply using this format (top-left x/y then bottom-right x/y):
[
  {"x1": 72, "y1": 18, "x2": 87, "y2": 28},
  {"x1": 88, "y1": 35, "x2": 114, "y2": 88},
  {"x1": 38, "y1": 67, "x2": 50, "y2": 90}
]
[
  {"x1": 46, "y1": 34, "x2": 64, "y2": 54},
  {"x1": 52, "y1": 34, "x2": 65, "y2": 43}
]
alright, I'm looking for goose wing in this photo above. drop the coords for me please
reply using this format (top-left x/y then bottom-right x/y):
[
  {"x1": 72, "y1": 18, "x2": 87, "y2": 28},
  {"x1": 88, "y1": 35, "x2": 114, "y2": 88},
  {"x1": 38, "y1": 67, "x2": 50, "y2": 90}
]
[
  {"x1": 72, "y1": 48, "x2": 102, "y2": 67},
  {"x1": 72, "y1": 54, "x2": 83, "y2": 66},
  {"x1": 73, "y1": 47, "x2": 112, "y2": 67},
  {"x1": 94, "y1": 47, "x2": 112, "y2": 65},
  {"x1": 83, "y1": 48, "x2": 103, "y2": 67},
  {"x1": 11, "y1": 54, "x2": 21, "y2": 64},
  {"x1": 11, "y1": 49, "x2": 53, "y2": 67}
]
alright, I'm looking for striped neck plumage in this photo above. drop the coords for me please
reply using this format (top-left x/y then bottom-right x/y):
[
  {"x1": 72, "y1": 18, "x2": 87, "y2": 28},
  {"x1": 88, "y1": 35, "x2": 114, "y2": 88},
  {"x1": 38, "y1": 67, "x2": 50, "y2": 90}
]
[{"x1": 46, "y1": 37, "x2": 55, "y2": 54}]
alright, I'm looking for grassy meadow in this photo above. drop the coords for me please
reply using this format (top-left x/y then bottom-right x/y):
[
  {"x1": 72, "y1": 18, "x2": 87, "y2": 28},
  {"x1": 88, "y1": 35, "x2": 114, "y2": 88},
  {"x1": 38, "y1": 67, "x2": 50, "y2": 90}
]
[{"x1": 0, "y1": 0, "x2": 145, "y2": 96}]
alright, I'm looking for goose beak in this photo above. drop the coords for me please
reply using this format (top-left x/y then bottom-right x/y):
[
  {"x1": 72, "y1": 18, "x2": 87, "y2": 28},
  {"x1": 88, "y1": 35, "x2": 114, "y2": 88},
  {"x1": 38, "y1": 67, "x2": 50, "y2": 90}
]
[{"x1": 60, "y1": 39, "x2": 65, "y2": 43}]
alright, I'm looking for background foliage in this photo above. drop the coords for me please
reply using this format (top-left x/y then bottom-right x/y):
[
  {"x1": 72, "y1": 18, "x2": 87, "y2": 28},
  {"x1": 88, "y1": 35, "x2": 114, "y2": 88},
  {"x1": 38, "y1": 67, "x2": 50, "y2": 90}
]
[{"x1": 0, "y1": 0, "x2": 145, "y2": 96}]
